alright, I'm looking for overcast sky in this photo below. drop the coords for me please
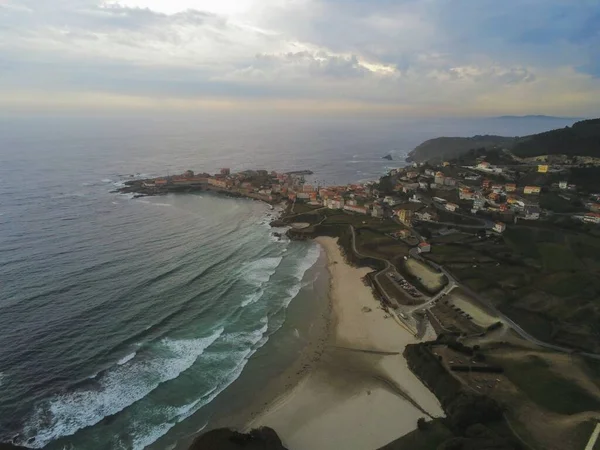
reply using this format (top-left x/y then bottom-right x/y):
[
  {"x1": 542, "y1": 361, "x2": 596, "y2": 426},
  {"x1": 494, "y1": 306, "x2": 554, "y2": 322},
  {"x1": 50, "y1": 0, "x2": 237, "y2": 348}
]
[{"x1": 1, "y1": 0, "x2": 599, "y2": 116}]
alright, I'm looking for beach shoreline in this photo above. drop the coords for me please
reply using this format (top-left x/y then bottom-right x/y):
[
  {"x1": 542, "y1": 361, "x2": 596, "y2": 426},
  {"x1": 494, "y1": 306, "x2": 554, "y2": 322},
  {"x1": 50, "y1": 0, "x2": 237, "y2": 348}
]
[{"x1": 240, "y1": 237, "x2": 444, "y2": 450}]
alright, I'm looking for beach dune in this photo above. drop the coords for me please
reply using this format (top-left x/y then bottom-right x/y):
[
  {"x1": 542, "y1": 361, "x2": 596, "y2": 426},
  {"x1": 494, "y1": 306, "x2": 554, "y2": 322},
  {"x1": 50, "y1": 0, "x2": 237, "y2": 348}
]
[{"x1": 247, "y1": 237, "x2": 443, "y2": 450}]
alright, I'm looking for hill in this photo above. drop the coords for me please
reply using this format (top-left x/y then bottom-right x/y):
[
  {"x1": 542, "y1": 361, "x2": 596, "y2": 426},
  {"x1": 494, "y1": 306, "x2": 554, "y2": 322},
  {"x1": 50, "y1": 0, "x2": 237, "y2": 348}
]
[
  {"x1": 406, "y1": 135, "x2": 517, "y2": 163},
  {"x1": 511, "y1": 118, "x2": 600, "y2": 158},
  {"x1": 407, "y1": 118, "x2": 600, "y2": 163}
]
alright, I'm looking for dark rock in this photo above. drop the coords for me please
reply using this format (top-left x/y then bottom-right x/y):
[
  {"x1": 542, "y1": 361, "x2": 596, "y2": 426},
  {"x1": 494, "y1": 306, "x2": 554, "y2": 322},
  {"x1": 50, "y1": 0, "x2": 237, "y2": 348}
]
[
  {"x1": 189, "y1": 427, "x2": 288, "y2": 450},
  {"x1": 382, "y1": 154, "x2": 393, "y2": 161}
]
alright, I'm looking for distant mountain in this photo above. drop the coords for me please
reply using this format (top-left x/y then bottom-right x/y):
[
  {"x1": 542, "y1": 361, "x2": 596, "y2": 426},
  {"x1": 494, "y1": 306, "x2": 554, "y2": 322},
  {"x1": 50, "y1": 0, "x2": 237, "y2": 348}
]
[
  {"x1": 406, "y1": 135, "x2": 518, "y2": 163},
  {"x1": 493, "y1": 115, "x2": 584, "y2": 120},
  {"x1": 407, "y1": 118, "x2": 600, "y2": 163}
]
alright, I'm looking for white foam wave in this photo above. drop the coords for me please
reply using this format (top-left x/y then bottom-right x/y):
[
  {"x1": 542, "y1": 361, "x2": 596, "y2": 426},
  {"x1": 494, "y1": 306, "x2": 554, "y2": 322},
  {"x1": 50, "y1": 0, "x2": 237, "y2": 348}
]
[
  {"x1": 242, "y1": 256, "x2": 283, "y2": 286},
  {"x1": 18, "y1": 328, "x2": 224, "y2": 448},
  {"x1": 117, "y1": 352, "x2": 136, "y2": 366},
  {"x1": 126, "y1": 321, "x2": 269, "y2": 450},
  {"x1": 241, "y1": 289, "x2": 264, "y2": 307},
  {"x1": 293, "y1": 244, "x2": 321, "y2": 282}
]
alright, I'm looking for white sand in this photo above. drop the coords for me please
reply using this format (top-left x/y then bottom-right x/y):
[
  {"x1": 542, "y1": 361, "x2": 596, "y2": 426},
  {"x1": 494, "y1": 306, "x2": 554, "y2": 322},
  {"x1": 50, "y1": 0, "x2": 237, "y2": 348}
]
[{"x1": 248, "y1": 237, "x2": 444, "y2": 450}]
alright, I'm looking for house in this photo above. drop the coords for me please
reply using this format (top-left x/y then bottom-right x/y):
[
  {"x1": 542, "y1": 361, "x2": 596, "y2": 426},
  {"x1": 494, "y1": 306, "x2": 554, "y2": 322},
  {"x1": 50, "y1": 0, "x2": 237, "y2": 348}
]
[
  {"x1": 588, "y1": 203, "x2": 600, "y2": 213},
  {"x1": 302, "y1": 184, "x2": 315, "y2": 193},
  {"x1": 538, "y1": 165, "x2": 549, "y2": 173},
  {"x1": 424, "y1": 169, "x2": 435, "y2": 177},
  {"x1": 493, "y1": 222, "x2": 506, "y2": 233},
  {"x1": 397, "y1": 209, "x2": 413, "y2": 225},
  {"x1": 406, "y1": 171, "x2": 419, "y2": 179},
  {"x1": 208, "y1": 177, "x2": 232, "y2": 189},
  {"x1": 416, "y1": 209, "x2": 438, "y2": 222},
  {"x1": 559, "y1": 181, "x2": 568, "y2": 190},
  {"x1": 326, "y1": 198, "x2": 344, "y2": 209},
  {"x1": 492, "y1": 184, "x2": 504, "y2": 193},
  {"x1": 482, "y1": 179, "x2": 492, "y2": 190},
  {"x1": 383, "y1": 196, "x2": 401, "y2": 206},
  {"x1": 477, "y1": 161, "x2": 491, "y2": 170},
  {"x1": 296, "y1": 192, "x2": 310, "y2": 201},
  {"x1": 220, "y1": 168, "x2": 231, "y2": 176},
  {"x1": 524, "y1": 186, "x2": 541, "y2": 195},
  {"x1": 459, "y1": 188, "x2": 475, "y2": 200},
  {"x1": 409, "y1": 194, "x2": 422, "y2": 203},
  {"x1": 344, "y1": 205, "x2": 368, "y2": 215},
  {"x1": 446, "y1": 203, "x2": 459, "y2": 212},
  {"x1": 155, "y1": 179, "x2": 168, "y2": 186},
  {"x1": 523, "y1": 205, "x2": 541, "y2": 220},
  {"x1": 473, "y1": 198, "x2": 486, "y2": 210},
  {"x1": 403, "y1": 182, "x2": 420, "y2": 192},
  {"x1": 371, "y1": 204, "x2": 385, "y2": 218},
  {"x1": 442, "y1": 161, "x2": 451, "y2": 167},
  {"x1": 419, "y1": 181, "x2": 429, "y2": 190},
  {"x1": 418, "y1": 242, "x2": 431, "y2": 253},
  {"x1": 432, "y1": 197, "x2": 447, "y2": 204},
  {"x1": 582, "y1": 213, "x2": 600, "y2": 224},
  {"x1": 505, "y1": 183, "x2": 517, "y2": 192},
  {"x1": 434, "y1": 172, "x2": 445, "y2": 185},
  {"x1": 444, "y1": 177, "x2": 457, "y2": 187}
]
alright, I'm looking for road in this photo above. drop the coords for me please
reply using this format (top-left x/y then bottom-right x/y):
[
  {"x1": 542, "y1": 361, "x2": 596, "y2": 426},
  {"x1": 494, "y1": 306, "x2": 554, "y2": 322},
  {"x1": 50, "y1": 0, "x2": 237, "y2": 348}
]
[
  {"x1": 409, "y1": 247, "x2": 600, "y2": 360},
  {"x1": 346, "y1": 219, "x2": 600, "y2": 360}
]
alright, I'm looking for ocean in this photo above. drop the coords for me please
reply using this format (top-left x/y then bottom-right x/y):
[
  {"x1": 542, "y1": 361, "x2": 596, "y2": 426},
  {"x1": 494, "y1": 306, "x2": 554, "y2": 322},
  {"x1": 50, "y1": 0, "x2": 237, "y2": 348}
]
[{"x1": 0, "y1": 114, "x2": 577, "y2": 449}]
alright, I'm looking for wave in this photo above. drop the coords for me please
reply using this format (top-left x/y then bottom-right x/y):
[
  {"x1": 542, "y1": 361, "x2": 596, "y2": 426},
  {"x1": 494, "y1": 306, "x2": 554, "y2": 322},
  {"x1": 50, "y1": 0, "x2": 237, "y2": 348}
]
[
  {"x1": 117, "y1": 352, "x2": 137, "y2": 366},
  {"x1": 242, "y1": 256, "x2": 283, "y2": 286},
  {"x1": 120, "y1": 321, "x2": 270, "y2": 449},
  {"x1": 16, "y1": 328, "x2": 224, "y2": 448},
  {"x1": 241, "y1": 289, "x2": 264, "y2": 308}
]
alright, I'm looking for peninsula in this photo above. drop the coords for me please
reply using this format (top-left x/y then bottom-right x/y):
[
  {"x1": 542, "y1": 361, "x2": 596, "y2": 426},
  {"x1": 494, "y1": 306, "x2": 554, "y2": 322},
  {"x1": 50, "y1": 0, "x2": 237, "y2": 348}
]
[{"x1": 119, "y1": 151, "x2": 600, "y2": 450}]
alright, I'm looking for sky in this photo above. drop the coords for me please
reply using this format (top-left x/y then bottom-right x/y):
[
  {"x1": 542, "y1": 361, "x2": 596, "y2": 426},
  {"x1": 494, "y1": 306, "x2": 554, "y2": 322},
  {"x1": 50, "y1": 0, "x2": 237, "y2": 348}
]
[{"x1": 1, "y1": 0, "x2": 599, "y2": 116}]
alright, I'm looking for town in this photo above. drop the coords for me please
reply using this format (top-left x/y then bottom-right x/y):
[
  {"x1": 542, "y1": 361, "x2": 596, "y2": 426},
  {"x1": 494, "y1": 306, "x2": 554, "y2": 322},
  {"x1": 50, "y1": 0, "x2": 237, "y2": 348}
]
[{"x1": 119, "y1": 153, "x2": 600, "y2": 450}]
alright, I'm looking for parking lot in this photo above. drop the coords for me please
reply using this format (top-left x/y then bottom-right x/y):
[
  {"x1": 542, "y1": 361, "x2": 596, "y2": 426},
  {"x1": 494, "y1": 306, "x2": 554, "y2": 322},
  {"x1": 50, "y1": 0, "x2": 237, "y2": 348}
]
[{"x1": 386, "y1": 271, "x2": 423, "y2": 299}]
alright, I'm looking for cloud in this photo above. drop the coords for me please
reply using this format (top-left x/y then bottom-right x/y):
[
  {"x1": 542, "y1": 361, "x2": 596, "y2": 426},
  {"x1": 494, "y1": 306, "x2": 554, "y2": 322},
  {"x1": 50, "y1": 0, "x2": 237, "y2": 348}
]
[{"x1": 0, "y1": 0, "x2": 599, "y2": 116}]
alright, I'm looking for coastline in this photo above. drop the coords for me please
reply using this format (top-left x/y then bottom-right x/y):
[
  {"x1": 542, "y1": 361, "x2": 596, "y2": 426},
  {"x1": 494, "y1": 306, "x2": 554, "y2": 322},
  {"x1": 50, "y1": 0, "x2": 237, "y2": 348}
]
[{"x1": 242, "y1": 237, "x2": 444, "y2": 450}]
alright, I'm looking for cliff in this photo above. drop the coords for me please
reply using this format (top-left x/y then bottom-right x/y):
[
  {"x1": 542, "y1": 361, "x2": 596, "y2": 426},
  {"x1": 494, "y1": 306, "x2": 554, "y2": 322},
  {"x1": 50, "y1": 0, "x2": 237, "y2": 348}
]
[{"x1": 189, "y1": 427, "x2": 288, "y2": 450}]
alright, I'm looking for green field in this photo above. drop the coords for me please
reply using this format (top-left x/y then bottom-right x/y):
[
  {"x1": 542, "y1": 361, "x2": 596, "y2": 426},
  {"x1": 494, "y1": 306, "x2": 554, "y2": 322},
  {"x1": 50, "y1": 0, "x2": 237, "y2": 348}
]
[
  {"x1": 503, "y1": 228, "x2": 539, "y2": 259},
  {"x1": 537, "y1": 243, "x2": 584, "y2": 271},
  {"x1": 500, "y1": 355, "x2": 600, "y2": 415}
]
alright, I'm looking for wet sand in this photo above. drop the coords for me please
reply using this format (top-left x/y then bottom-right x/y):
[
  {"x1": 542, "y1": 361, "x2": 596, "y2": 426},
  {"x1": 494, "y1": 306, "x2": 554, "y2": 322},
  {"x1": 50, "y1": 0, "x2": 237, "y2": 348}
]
[{"x1": 244, "y1": 237, "x2": 443, "y2": 450}]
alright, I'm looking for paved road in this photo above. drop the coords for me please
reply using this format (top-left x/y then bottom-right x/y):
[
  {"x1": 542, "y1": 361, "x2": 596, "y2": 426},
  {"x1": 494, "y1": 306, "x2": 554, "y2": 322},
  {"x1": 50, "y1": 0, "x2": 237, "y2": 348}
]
[{"x1": 409, "y1": 247, "x2": 600, "y2": 360}]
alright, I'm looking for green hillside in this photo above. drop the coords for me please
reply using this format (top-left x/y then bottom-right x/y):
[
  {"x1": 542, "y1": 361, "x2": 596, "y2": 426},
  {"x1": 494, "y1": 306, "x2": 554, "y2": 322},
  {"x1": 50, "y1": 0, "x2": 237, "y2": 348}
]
[
  {"x1": 407, "y1": 118, "x2": 600, "y2": 163},
  {"x1": 512, "y1": 118, "x2": 600, "y2": 158}
]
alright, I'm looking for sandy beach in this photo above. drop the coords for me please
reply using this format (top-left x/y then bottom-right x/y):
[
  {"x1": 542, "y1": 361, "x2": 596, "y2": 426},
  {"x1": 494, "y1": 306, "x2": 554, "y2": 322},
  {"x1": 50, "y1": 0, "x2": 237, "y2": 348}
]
[{"x1": 245, "y1": 237, "x2": 444, "y2": 450}]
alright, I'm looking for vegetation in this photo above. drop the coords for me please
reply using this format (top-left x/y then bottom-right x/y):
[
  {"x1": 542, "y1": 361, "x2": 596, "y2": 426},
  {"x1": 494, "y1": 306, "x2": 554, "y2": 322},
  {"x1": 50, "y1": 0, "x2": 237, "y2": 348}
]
[
  {"x1": 499, "y1": 355, "x2": 600, "y2": 415},
  {"x1": 512, "y1": 118, "x2": 600, "y2": 158},
  {"x1": 407, "y1": 136, "x2": 517, "y2": 163},
  {"x1": 407, "y1": 117, "x2": 600, "y2": 163}
]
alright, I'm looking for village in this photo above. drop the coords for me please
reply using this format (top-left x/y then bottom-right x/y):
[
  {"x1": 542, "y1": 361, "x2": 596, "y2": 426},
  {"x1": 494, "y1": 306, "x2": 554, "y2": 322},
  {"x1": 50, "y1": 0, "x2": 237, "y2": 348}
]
[{"x1": 118, "y1": 157, "x2": 600, "y2": 450}]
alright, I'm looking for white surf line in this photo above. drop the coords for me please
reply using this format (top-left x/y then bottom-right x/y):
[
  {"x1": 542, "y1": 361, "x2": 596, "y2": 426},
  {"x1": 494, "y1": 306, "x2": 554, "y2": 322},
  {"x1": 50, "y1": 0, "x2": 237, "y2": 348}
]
[{"x1": 585, "y1": 422, "x2": 600, "y2": 450}]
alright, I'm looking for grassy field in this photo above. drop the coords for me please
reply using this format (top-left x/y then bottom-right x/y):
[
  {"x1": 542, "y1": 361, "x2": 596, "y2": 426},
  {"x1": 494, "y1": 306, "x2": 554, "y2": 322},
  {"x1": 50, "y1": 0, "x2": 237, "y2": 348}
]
[
  {"x1": 499, "y1": 355, "x2": 600, "y2": 415},
  {"x1": 503, "y1": 227, "x2": 539, "y2": 259},
  {"x1": 538, "y1": 243, "x2": 584, "y2": 271},
  {"x1": 405, "y1": 259, "x2": 447, "y2": 292}
]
